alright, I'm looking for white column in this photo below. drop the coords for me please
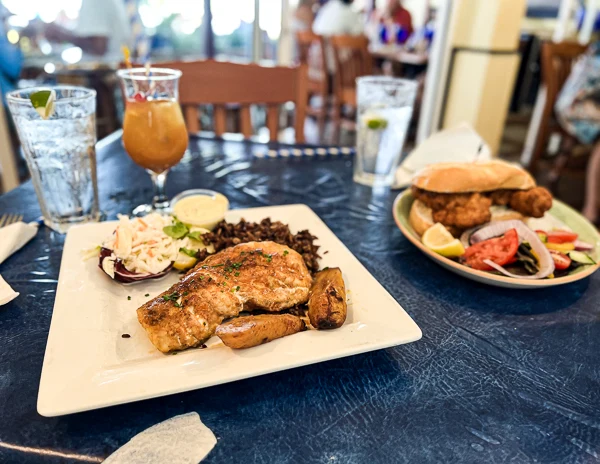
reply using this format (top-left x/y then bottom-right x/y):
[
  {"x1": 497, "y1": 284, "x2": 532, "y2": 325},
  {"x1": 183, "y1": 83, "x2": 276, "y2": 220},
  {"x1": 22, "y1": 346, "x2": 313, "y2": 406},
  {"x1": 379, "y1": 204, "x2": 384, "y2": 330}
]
[
  {"x1": 554, "y1": 0, "x2": 577, "y2": 42},
  {"x1": 253, "y1": 0, "x2": 262, "y2": 62},
  {"x1": 417, "y1": 0, "x2": 455, "y2": 143},
  {"x1": 278, "y1": 0, "x2": 293, "y2": 65},
  {"x1": 579, "y1": 0, "x2": 599, "y2": 44}
]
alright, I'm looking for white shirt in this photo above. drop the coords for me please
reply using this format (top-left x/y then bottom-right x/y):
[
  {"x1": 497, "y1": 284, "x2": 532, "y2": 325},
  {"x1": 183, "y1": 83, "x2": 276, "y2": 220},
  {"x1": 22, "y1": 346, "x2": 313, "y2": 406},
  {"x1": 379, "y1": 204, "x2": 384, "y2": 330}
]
[
  {"x1": 74, "y1": 0, "x2": 133, "y2": 62},
  {"x1": 312, "y1": 0, "x2": 364, "y2": 37}
]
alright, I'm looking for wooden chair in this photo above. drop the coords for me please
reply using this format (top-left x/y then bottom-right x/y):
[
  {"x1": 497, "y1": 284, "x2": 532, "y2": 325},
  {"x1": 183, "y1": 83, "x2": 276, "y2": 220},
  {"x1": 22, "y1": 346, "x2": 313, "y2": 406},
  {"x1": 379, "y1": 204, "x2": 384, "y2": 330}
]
[
  {"x1": 329, "y1": 35, "x2": 373, "y2": 125},
  {"x1": 155, "y1": 60, "x2": 308, "y2": 143},
  {"x1": 529, "y1": 41, "x2": 588, "y2": 185},
  {"x1": 296, "y1": 30, "x2": 329, "y2": 130}
]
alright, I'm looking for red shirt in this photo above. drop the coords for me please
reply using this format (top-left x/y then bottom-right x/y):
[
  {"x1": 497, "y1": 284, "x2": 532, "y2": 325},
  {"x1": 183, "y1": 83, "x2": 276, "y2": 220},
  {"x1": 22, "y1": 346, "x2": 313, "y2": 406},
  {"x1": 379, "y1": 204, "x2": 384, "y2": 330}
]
[{"x1": 390, "y1": 6, "x2": 413, "y2": 36}]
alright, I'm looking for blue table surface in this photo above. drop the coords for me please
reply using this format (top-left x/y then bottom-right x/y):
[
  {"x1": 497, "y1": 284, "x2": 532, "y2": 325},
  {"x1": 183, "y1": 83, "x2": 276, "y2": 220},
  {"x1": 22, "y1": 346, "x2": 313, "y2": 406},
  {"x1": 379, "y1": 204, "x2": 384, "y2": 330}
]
[{"x1": 0, "y1": 134, "x2": 599, "y2": 464}]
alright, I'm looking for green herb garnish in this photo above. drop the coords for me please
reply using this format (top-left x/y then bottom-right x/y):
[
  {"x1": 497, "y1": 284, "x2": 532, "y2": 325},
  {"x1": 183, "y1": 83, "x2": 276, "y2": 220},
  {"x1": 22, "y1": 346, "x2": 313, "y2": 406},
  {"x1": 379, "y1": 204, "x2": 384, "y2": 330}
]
[
  {"x1": 163, "y1": 219, "x2": 189, "y2": 239},
  {"x1": 234, "y1": 272, "x2": 240, "y2": 277},
  {"x1": 180, "y1": 247, "x2": 197, "y2": 258},
  {"x1": 283, "y1": 250, "x2": 289, "y2": 256},
  {"x1": 127, "y1": 296, "x2": 131, "y2": 300},
  {"x1": 187, "y1": 231, "x2": 204, "y2": 241},
  {"x1": 145, "y1": 293, "x2": 150, "y2": 297},
  {"x1": 162, "y1": 291, "x2": 182, "y2": 307}
]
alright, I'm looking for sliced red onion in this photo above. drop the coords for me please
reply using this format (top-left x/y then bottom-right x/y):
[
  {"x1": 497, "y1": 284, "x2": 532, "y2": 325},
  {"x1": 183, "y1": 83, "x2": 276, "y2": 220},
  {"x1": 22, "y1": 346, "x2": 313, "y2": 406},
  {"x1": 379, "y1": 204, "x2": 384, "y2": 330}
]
[
  {"x1": 460, "y1": 225, "x2": 484, "y2": 249},
  {"x1": 98, "y1": 247, "x2": 173, "y2": 284},
  {"x1": 466, "y1": 220, "x2": 555, "y2": 279},
  {"x1": 574, "y1": 240, "x2": 594, "y2": 251},
  {"x1": 476, "y1": 221, "x2": 555, "y2": 279},
  {"x1": 470, "y1": 220, "x2": 527, "y2": 244},
  {"x1": 483, "y1": 258, "x2": 554, "y2": 280}
]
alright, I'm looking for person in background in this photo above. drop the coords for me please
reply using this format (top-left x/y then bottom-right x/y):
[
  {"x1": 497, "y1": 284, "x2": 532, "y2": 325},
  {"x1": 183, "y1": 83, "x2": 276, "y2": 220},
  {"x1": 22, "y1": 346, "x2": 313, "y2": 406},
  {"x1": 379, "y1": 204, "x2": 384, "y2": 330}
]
[
  {"x1": 383, "y1": 0, "x2": 414, "y2": 38},
  {"x1": 0, "y1": 7, "x2": 23, "y2": 107},
  {"x1": 292, "y1": 0, "x2": 317, "y2": 32},
  {"x1": 313, "y1": 0, "x2": 363, "y2": 73},
  {"x1": 313, "y1": 0, "x2": 363, "y2": 37},
  {"x1": 41, "y1": 0, "x2": 133, "y2": 61},
  {"x1": 555, "y1": 42, "x2": 600, "y2": 223}
]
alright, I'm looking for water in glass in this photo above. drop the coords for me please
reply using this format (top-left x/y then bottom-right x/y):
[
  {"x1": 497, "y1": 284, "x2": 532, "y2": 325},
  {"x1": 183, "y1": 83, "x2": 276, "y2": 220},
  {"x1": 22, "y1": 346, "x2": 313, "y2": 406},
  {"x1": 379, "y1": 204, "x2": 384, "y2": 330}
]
[
  {"x1": 355, "y1": 77, "x2": 417, "y2": 187},
  {"x1": 7, "y1": 87, "x2": 99, "y2": 233}
]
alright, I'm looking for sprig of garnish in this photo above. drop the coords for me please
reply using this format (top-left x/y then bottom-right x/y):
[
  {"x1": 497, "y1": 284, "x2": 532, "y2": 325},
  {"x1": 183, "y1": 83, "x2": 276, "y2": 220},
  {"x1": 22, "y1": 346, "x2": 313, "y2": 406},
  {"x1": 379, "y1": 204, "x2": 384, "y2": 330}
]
[
  {"x1": 187, "y1": 231, "x2": 203, "y2": 241},
  {"x1": 180, "y1": 247, "x2": 198, "y2": 258},
  {"x1": 163, "y1": 218, "x2": 208, "y2": 243},
  {"x1": 162, "y1": 291, "x2": 182, "y2": 308},
  {"x1": 163, "y1": 219, "x2": 189, "y2": 239}
]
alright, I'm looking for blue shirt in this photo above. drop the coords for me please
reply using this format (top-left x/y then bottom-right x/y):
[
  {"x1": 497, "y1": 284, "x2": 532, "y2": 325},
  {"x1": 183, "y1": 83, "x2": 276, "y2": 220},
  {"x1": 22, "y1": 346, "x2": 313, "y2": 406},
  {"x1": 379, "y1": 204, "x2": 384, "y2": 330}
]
[{"x1": 0, "y1": 21, "x2": 23, "y2": 106}]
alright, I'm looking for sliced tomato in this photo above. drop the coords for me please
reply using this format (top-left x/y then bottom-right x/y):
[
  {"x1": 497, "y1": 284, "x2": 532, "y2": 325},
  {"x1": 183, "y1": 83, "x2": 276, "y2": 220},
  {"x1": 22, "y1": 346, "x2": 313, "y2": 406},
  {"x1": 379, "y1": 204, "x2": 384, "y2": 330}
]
[
  {"x1": 549, "y1": 251, "x2": 571, "y2": 270},
  {"x1": 546, "y1": 230, "x2": 578, "y2": 244},
  {"x1": 463, "y1": 229, "x2": 519, "y2": 271}
]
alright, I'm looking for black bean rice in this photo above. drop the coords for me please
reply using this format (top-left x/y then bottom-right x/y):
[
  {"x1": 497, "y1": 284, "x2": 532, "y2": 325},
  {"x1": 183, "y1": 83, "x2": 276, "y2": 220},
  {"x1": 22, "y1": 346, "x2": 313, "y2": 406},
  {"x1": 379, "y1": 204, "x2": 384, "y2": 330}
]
[{"x1": 198, "y1": 218, "x2": 321, "y2": 274}]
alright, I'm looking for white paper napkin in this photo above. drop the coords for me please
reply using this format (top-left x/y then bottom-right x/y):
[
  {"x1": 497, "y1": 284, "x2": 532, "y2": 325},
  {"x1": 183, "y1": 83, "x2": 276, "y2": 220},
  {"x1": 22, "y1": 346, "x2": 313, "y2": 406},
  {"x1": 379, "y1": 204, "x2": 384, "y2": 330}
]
[
  {"x1": 0, "y1": 221, "x2": 38, "y2": 306},
  {"x1": 104, "y1": 412, "x2": 217, "y2": 464},
  {"x1": 393, "y1": 123, "x2": 492, "y2": 189}
]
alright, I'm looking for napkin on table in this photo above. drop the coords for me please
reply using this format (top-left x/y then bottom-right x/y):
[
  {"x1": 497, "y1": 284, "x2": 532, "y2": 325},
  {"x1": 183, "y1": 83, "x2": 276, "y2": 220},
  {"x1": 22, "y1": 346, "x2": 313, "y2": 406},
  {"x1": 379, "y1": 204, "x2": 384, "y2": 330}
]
[
  {"x1": 0, "y1": 221, "x2": 38, "y2": 306},
  {"x1": 104, "y1": 412, "x2": 217, "y2": 464},
  {"x1": 393, "y1": 123, "x2": 492, "y2": 189}
]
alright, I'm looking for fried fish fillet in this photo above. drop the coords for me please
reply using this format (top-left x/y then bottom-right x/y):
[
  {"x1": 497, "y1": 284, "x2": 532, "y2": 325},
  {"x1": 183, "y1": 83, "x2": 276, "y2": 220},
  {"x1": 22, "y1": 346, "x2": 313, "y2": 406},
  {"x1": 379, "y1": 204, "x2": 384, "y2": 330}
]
[
  {"x1": 509, "y1": 187, "x2": 553, "y2": 218},
  {"x1": 412, "y1": 187, "x2": 492, "y2": 229},
  {"x1": 412, "y1": 186, "x2": 553, "y2": 230},
  {"x1": 137, "y1": 241, "x2": 312, "y2": 353}
]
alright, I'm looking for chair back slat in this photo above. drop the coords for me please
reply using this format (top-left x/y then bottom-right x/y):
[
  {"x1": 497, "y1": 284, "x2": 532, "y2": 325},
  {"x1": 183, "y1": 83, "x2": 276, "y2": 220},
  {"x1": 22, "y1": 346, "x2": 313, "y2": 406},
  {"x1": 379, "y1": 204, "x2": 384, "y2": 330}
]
[
  {"x1": 542, "y1": 41, "x2": 587, "y2": 111},
  {"x1": 160, "y1": 60, "x2": 307, "y2": 142},
  {"x1": 214, "y1": 105, "x2": 227, "y2": 137},
  {"x1": 267, "y1": 105, "x2": 280, "y2": 141},
  {"x1": 240, "y1": 106, "x2": 253, "y2": 138},
  {"x1": 296, "y1": 30, "x2": 327, "y2": 74},
  {"x1": 330, "y1": 35, "x2": 372, "y2": 87},
  {"x1": 184, "y1": 106, "x2": 200, "y2": 133}
]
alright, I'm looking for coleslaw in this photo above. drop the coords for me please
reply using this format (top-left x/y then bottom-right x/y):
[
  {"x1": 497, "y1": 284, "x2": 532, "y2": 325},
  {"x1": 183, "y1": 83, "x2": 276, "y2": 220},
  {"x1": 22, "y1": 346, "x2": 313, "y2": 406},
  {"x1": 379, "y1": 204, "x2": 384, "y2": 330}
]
[{"x1": 98, "y1": 214, "x2": 213, "y2": 280}]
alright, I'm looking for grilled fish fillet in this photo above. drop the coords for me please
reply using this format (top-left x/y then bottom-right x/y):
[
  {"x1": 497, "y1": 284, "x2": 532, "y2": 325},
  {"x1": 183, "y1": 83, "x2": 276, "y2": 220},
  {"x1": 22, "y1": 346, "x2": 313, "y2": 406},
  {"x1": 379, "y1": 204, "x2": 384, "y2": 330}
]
[{"x1": 137, "y1": 241, "x2": 312, "y2": 353}]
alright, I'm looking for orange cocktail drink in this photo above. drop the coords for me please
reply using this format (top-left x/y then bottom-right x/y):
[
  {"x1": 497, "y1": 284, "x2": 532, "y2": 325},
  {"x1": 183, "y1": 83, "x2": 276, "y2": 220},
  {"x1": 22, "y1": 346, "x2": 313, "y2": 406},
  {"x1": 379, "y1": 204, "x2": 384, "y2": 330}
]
[
  {"x1": 122, "y1": 99, "x2": 188, "y2": 174},
  {"x1": 117, "y1": 67, "x2": 187, "y2": 215}
]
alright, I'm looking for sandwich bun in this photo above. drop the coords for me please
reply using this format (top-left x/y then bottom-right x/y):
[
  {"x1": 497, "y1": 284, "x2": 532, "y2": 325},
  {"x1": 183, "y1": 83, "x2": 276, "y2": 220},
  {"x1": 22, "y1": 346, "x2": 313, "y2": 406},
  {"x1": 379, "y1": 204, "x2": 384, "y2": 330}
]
[
  {"x1": 412, "y1": 160, "x2": 536, "y2": 193},
  {"x1": 409, "y1": 199, "x2": 525, "y2": 237}
]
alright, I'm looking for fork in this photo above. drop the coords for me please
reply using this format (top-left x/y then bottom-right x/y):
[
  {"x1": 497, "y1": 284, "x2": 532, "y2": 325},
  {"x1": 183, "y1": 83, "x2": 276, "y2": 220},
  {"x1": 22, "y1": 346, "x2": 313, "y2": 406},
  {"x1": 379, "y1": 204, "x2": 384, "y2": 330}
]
[{"x1": 0, "y1": 213, "x2": 23, "y2": 228}]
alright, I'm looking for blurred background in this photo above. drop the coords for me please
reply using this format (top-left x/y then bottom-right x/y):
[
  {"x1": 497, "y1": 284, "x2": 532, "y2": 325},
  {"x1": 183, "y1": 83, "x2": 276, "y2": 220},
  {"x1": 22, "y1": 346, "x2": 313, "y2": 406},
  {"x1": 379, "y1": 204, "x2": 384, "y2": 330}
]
[{"x1": 0, "y1": 0, "x2": 599, "y2": 220}]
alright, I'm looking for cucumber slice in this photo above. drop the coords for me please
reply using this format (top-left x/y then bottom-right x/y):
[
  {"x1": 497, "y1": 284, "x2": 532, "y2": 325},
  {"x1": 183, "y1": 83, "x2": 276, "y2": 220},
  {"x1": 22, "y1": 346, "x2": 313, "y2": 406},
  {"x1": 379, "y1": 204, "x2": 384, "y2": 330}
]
[{"x1": 568, "y1": 251, "x2": 596, "y2": 265}]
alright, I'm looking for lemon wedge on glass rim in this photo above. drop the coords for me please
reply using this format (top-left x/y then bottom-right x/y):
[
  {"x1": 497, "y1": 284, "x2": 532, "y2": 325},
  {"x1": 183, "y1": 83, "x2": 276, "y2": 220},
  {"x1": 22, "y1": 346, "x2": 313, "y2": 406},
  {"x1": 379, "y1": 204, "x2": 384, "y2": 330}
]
[
  {"x1": 29, "y1": 89, "x2": 56, "y2": 120},
  {"x1": 422, "y1": 223, "x2": 465, "y2": 258}
]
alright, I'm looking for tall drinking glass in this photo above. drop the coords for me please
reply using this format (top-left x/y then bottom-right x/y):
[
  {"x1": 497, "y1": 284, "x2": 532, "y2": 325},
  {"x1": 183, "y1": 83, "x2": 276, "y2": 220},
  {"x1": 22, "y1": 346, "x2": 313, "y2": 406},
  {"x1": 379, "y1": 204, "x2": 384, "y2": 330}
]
[
  {"x1": 7, "y1": 86, "x2": 99, "y2": 233},
  {"x1": 117, "y1": 68, "x2": 188, "y2": 216},
  {"x1": 355, "y1": 77, "x2": 417, "y2": 187}
]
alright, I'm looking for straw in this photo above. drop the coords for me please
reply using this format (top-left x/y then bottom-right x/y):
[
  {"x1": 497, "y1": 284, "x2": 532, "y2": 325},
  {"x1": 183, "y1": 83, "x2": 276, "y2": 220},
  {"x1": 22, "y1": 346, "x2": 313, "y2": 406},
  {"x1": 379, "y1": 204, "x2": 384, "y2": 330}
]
[
  {"x1": 121, "y1": 45, "x2": 140, "y2": 96},
  {"x1": 122, "y1": 45, "x2": 132, "y2": 69}
]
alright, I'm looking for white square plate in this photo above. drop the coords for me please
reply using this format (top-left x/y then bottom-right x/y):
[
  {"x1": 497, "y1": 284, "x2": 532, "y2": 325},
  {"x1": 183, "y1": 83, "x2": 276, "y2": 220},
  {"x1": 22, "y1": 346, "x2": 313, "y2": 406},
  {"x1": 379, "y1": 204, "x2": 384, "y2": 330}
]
[{"x1": 38, "y1": 204, "x2": 422, "y2": 417}]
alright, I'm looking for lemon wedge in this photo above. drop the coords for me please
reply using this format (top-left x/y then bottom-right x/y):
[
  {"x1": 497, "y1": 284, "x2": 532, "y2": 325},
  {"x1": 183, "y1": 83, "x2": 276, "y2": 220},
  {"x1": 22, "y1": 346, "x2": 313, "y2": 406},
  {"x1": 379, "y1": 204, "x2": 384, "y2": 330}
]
[
  {"x1": 422, "y1": 223, "x2": 465, "y2": 257},
  {"x1": 30, "y1": 89, "x2": 56, "y2": 120},
  {"x1": 362, "y1": 113, "x2": 388, "y2": 130},
  {"x1": 173, "y1": 252, "x2": 197, "y2": 271}
]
